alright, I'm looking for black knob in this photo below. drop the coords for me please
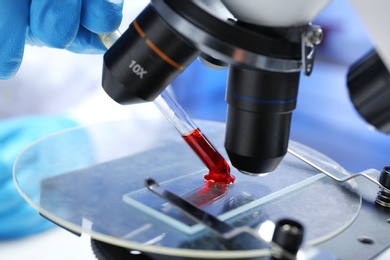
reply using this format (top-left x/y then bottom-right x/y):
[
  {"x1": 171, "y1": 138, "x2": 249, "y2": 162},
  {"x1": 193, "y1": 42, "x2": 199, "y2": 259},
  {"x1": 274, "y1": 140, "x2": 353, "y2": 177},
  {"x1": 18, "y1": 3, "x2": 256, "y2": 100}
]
[
  {"x1": 271, "y1": 219, "x2": 304, "y2": 259},
  {"x1": 379, "y1": 166, "x2": 390, "y2": 189},
  {"x1": 376, "y1": 166, "x2": 390, "y2": 208}
]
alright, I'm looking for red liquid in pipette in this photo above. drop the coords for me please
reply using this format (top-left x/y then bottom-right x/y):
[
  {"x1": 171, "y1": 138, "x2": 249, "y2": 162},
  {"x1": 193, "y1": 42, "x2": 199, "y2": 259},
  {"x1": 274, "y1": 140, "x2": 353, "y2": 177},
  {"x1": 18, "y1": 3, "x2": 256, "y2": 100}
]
[{"x1": 182, "y1": 128, "x2": 235, "y2": 184}]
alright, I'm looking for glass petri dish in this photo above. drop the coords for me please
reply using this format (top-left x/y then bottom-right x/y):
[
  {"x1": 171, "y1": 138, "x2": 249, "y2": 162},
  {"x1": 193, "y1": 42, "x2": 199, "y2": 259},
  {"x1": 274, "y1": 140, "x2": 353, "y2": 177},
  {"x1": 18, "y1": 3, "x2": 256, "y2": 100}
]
[{"x1": 14, "y1": 118, "x2": 361, "y2": 259}]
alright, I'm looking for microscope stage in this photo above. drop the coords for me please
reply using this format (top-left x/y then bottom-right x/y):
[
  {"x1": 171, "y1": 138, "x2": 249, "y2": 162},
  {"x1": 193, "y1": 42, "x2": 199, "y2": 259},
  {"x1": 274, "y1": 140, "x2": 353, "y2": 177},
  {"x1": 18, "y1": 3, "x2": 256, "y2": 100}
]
[{"x1": 13, "y1": 119, "x2": 389, "y2": 259}]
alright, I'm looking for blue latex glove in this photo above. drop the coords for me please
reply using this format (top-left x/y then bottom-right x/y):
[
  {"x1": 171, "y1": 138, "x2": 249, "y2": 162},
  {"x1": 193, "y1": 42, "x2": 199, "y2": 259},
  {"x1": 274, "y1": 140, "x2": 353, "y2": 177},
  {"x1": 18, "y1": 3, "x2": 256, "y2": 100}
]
[
  {"x1": 0, "y1": 0, "x2": 123, "y2": 79},
  {"x1": 0, "y1": 116, "x2": 79, "y2": 239}
]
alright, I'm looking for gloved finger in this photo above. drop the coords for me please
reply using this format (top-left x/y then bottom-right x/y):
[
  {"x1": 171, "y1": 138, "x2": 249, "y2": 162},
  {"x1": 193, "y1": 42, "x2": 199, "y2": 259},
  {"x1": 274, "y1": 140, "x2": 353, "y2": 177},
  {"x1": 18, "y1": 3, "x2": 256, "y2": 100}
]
[
  {"x1": 0, "y1": 116, "x2": 79, "y2": 183},
  {"x1": 0, "y1": 176, "x2": 53, "y2": 239},
  {"x1": 0, "y1": 203, "x2": 54, "y2": 239},
  {"x1": 27, "y1": 24, "x2": 106, "y2": 54},
  {"x1": 30, "y1": 0, "x2": 82, "y2": 49},
  {"x1": 0, "y1": 178, "x2": 25, "y2": 215},
  {"x1": 66, "y1": 25, "x2": 107, "y2": 54},
  {"x1": 0, "y1": 0, "x2": 30, "y2": 79},
  {"x1": 0, "y1": 116, "x2": 80, "y2": 239},
  {"x1": 81, "y1": 0, "x2": 124, "y2": 34}
]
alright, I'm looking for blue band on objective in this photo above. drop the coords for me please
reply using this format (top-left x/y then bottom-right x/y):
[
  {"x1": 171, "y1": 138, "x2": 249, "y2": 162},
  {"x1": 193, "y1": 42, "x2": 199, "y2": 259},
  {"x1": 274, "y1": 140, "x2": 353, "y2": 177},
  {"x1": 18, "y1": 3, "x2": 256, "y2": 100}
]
[{"x1": 232, "y1": 93, "x2": 296, "y2": 105}]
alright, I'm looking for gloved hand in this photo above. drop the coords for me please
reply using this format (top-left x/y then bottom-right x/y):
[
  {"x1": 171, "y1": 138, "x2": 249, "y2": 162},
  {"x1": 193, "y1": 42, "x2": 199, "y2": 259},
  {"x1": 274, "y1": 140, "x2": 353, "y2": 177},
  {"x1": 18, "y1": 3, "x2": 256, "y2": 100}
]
[
  {"x1": 0, "y1": 0, "x2": 123, "y2": 80},
  {"x1": 0, "y1": 116, "x2": 79, "y2": 239}
]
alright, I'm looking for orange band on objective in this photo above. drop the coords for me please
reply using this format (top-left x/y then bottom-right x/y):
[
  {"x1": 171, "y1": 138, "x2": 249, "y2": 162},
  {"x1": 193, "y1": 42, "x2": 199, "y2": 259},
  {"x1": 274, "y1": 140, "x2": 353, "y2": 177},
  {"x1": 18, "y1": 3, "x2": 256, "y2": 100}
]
[
  {"x1": 133, "y1": 20, "x2": 145, "y2": 37},
  {"x1": 133, "y1": 20, "x2": 184, "y2": 70},
  {"x1": 146, "y1": 40, "x2": 184, "y2": 70}
]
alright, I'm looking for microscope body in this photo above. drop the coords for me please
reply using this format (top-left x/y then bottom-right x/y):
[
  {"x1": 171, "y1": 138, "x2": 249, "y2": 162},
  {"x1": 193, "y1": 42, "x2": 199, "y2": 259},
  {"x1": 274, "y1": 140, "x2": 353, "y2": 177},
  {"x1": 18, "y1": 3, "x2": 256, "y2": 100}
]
[{"x1": 102, "y1": 0, "x2": 328, "y2": 174}]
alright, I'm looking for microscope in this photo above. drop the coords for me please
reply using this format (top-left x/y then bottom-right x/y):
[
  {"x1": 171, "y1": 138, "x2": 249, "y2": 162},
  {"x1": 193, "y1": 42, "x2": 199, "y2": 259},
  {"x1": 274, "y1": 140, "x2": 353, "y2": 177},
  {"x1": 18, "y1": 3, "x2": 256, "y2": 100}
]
[
  {"x1": 101, "y1": 0, "x2": 328, "y2": 174},
  {"x1": 94, "y1": 1, "x2": 390, "y2": 257}
]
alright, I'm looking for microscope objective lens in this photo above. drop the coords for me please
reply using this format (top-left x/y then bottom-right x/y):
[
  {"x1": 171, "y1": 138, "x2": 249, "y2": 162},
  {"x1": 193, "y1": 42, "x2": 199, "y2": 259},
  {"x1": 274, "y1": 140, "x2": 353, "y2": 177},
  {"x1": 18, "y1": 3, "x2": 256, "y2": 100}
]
[{"x1": 182, "y1": 128, "x2": 235, "y2": 184}]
